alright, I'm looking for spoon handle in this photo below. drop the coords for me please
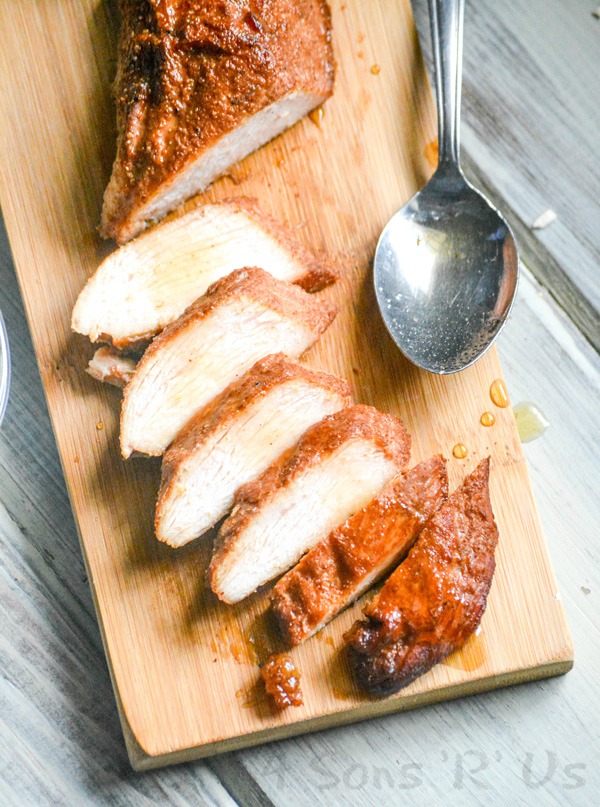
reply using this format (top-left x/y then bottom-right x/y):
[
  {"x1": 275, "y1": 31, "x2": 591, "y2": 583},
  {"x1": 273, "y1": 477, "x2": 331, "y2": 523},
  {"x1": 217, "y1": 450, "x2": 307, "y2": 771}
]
[{"x1": 428, "y1": 0, "x2": 464, "y2": 167}]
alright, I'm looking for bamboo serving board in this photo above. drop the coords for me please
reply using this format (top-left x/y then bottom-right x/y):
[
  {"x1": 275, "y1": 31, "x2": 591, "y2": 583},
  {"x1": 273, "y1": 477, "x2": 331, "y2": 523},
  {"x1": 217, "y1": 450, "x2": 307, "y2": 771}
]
[{"x1": 0, "y1": 0, "x2": 572, "y2": 770}]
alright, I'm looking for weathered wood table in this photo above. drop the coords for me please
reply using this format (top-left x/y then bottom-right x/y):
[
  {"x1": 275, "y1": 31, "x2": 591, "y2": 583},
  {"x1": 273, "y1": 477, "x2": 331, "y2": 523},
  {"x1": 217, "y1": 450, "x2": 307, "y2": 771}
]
[{"x1": 1, "y1": 0, "x2": 598, "y2": 803}]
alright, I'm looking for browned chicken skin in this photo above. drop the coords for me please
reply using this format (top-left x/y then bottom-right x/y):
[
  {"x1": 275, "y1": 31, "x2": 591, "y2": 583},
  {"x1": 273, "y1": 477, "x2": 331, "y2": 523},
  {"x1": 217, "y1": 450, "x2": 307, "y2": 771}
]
[
  {"x1": 344, "y1": 458, "x2": 499, "y2": 697},
  {"x1": 103, "y1": 0, "x2": 334, "y2": 242},
  {"x1": 271, "y1": 456, "x2": 448, "y2": 646}
]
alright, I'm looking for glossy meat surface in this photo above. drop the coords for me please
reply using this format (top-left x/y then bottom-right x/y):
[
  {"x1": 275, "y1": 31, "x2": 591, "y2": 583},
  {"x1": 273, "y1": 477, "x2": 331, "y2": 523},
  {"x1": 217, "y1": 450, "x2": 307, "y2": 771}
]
[
  {"x1": 75, "y1": 197, "x2": 335, "y2": 347},
  {"x1": 120, "y1": 266, "x2": 336, "y2": 457},
  {"x1": 209, "y1": 405, "x2": 411, "y2": 603},
  {"x1": 155, "y1": 353, "x2": 351, "y2": 545},
  {"x1": 345, "y1": 458, "x2": 499, "y2": 697},
  {"x1": 271, "y1": 456, "x2": 448, "y2": 646}
]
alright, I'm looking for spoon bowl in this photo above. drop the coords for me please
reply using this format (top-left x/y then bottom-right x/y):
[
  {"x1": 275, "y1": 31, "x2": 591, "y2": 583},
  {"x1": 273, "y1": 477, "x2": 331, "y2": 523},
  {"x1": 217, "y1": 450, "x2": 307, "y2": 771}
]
[
  {"x1": 374, "y1": 164, "x2": 518, "y2": 373},
  {"x1": 374, "y1": 0, "x2": 519, "y2": 374}
]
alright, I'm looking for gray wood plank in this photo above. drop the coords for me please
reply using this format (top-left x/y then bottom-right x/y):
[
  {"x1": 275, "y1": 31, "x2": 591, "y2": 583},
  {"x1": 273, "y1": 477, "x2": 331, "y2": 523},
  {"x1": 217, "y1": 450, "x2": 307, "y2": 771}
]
[{"x1": 413, "y1": 0, "x2": 600, "y2": 349}]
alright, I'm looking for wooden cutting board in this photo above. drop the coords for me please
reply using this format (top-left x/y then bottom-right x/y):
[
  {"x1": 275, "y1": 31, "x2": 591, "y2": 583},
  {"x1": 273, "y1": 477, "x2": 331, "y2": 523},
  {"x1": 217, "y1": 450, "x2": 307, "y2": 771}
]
[{"x1": 0, "y1": 0, "x2": 572, "y2": 770}]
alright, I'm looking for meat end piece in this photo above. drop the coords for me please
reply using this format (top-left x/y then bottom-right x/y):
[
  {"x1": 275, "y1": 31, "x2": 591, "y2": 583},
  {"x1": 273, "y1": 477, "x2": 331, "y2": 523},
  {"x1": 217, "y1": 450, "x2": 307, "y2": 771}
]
[
  {"x1": 155, "y1": 354, "x2": 352, "y2": 546},
  {"x1": 86, "y1": 346, "x2": 137, "y2": 389},
  {"x1": 120, "y1": 267, "x2": 337, "y2": 458},
  {"x1": 102, "y1": 1, "x2": 334, "y2": 243},
  {"x1": 272, "y1": 455, "x2": 448, "y2": 646},
  {"x1": 74, "y1": 197, "x2": 336, "y2": 348},
  {"x1": 209, "y1": 405, "x2": 411, "y2": 603},
  {"x1": 344, "y1": 458, "x2": 499, "y2": 697},
  {"x1": 260, "y1": 653, "x2": 303, "y2": 709}
]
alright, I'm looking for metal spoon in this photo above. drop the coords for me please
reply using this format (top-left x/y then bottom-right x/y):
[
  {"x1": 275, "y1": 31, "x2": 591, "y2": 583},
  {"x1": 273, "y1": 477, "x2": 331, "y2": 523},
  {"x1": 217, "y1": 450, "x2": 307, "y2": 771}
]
[{"x1": 374, "y1": 0, "x2": 519, "y2": 374}]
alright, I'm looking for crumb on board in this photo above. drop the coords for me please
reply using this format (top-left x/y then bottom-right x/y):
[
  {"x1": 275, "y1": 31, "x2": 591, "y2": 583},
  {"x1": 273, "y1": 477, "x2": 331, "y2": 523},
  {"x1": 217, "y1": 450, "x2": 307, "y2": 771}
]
[
  {"x1": 260, "y1": 653, "x2": 303, "y2": 709},
  {"x1": 308, "y1": 107, "x2": 324, "y2": 127},
  {"x1": 531, "y1": 209, "x2": 557, "y2": 230}
]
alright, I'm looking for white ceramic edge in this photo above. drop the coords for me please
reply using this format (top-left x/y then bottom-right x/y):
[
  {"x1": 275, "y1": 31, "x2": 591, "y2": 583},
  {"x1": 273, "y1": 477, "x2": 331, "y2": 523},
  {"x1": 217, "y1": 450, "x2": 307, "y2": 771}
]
[{"x1": 0, "y1": 310, "x2": 10, "y2": 426}]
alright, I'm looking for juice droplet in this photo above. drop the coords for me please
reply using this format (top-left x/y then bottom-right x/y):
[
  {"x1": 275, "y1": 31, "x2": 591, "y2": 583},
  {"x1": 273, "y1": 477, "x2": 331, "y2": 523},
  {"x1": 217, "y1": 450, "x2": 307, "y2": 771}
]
[
  {"x1": 235, "y1": 684, "x2": 264, "y2": 709},
  {"x1": 308, "y1": 106, "x2": 324, "y2": 127},
  {"x1": 96, "y1": 421, "x2": 104, "y2": 430},
  {"x1": 444, "y1": 630, "x2": 486, "y2": 672},
  {"x1": 480, "y1": 411, "x2": 495, "y2": 427},
  {"x1": 490, "y1": 378, "x2": 510, "y2": 408},
  {"x1": 423, "y1": 138, "x2": 439, "y2": 168},
  {"x1": 370, "y1": 64, "x2": 381, "y2": 75},
  {"x1": 452, "y1": 443, "x2": 468, "y2": 459},
  {"x1": 513, "y1": 401, "x2": 549, "y2": 443}
]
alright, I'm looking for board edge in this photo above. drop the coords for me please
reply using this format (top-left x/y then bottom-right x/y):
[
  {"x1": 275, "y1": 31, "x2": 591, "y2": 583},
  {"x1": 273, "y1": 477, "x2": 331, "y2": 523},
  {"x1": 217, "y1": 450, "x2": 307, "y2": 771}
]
[{"x1": 124, "y1": 649, "x2": 574, "y2": 772}]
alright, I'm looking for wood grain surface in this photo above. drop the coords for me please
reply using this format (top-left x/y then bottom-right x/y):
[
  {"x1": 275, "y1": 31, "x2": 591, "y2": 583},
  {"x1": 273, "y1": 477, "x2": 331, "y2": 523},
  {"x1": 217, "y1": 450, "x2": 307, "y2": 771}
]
[{"x1": 0, "y1": 0, "x2": 572, "y2": 770}]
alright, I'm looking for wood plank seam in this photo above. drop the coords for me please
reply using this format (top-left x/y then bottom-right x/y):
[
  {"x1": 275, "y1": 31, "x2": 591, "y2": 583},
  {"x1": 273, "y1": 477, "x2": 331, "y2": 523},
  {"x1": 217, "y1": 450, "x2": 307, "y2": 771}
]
[
  {"x1": 207, "y1": 757, "x2": 277, "y2": 807},
  {"x1": 412, "y1": 4, "x2": 600, "y2": 356},
  {"x1": 460, "y1": 153, "x2": 600, "y2": 356}
]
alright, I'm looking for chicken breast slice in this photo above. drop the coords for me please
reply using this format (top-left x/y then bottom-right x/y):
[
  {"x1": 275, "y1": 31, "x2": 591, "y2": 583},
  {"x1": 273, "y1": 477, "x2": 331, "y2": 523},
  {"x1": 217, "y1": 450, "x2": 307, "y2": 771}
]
[
  {"x1": 101, "y1": 1, "x2": 334, "y2": 243},
  {"x1": 73, "y1": 197, "x2": 335, "y2": 348},
  {"x1": 120, "y1": 267, "x2": 336, "y2": 458},
  {"x1": 271, "y1": 456, "x2": 448, "y2": 646},
  {"x1": 209, "y1": 405, "x2": 411, "y2": 604},
  {"x1": 155, "y1": 354, "x2": 352, "y2": 547},
  {"x1": 86, "y1": 346, "x2": 137, "y2": 389},
  {"x1": 344, "y1": 458, "x2": 499, "y2": 697}
]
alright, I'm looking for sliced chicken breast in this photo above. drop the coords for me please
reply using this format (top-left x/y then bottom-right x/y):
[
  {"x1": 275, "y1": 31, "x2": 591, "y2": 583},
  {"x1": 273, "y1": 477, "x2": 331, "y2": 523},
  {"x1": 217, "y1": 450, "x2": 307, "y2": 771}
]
[
  {"x1": 271, "y1": 456, "x2": 448, "y2": 646},
  {"x1": 73, "y1": 197, "x2": 335, "y2": 348},
  {"x1": 101, "y1": 1, "x2": 334, "y2": 243},
  {"x1": 155, "y1": 354, "x2": 352, "y2": 547},
  {"x1": 344, "y1": 458, "x2": 499, "y2": 697},
  {"x1": 120, "y1": 267, "x2": 336, "y2": 458},
  {"x1": 209, "y1": 405, "x2": 411, "y2": 604},
  {"x1": 86, "y1": 346, "x2": 137, "y2": 389}
]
